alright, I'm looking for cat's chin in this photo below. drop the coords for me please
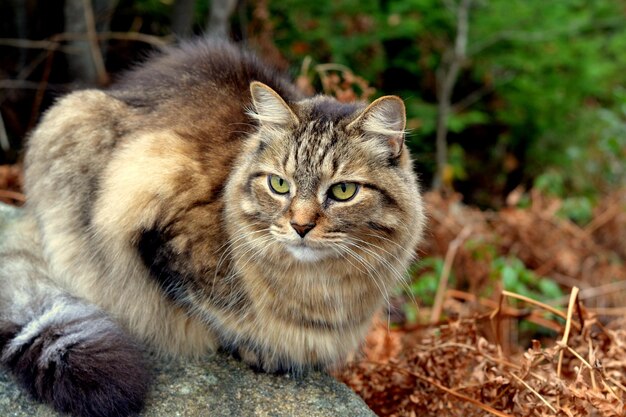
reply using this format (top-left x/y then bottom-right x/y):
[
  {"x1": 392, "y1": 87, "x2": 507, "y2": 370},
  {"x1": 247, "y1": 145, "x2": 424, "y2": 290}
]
[{"x1": 285, "y1": 244, "x2": 335, "y2": 263}]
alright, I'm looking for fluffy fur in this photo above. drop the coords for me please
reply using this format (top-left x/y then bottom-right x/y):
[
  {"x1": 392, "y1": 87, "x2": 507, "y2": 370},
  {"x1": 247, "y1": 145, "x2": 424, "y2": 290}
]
[{"x1": 0, "y1": 39, "x2": 425, "y2": 416}]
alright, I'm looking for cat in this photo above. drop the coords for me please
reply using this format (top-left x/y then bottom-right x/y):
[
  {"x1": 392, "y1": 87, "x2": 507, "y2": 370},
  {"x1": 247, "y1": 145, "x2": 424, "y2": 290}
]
[{"x1": 0, "y1": 39, "x2": 425, "y2": 417}]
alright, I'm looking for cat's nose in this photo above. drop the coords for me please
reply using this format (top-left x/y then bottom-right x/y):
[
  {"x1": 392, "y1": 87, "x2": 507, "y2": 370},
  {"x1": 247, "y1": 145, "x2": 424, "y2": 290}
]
[{"x1": 290, "y1": 221, "x2": 316, "y2": 238}]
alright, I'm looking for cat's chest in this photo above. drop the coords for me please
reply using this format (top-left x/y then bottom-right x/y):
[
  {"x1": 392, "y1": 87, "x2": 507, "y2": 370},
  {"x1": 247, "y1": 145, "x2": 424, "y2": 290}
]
[
  {"x1": 239, "y1": 262, "x2": 379, "y2": 326},
  {"x1": 245, "y1": 261, "x2": 361, "y2": 299}
]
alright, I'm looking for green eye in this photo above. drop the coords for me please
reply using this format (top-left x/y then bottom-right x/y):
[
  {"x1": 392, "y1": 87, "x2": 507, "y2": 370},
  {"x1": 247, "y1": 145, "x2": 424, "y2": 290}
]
[
  {"x1": 329, "y1": 182, "x2": 358, "y2": 201},
  {"x1": 268, "y1": 175, "x2": 290, "y2": 194}
]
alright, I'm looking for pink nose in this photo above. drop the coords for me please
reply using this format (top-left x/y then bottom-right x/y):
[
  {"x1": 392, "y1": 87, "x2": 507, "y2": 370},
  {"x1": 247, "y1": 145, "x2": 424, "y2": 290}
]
[{"x1": 290, "y1": 221, "x2": 315, "y2": 238}]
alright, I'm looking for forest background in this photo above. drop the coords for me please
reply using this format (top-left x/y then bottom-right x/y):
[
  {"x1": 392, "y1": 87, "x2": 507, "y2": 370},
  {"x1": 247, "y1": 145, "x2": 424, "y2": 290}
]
[
  {"x1": 0, "y1": 1, "x2": 625, "y2": 416},
  {"x1": 2, "y1": 0, "x2": 625, "y2": 208}
]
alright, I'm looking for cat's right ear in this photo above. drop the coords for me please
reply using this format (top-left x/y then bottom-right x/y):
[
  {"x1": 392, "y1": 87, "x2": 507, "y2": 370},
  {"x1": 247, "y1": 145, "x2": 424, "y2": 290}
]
[
  {"x1": 249, "y1": 82, "x2": 299, "y2": 128},
  {"x1": 348, "y1": 96, "x2": 407, "y2": 158}
]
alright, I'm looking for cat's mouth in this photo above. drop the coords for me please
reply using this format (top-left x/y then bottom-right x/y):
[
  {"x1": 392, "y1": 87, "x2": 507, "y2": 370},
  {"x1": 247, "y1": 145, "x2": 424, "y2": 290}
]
[{"x1": 284, "y1": 242, "x2": 335, "y2": 262}]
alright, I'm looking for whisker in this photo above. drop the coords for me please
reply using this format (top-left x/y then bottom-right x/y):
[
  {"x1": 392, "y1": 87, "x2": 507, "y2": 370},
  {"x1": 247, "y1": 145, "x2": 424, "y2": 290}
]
[
  {"x1": 362, "y1": 231, "x2": 418, "y2": 260},
  {"x1": 343, "y1": 237, "x2": 419, "y2": 311},
  {"x1": 213, "y1": 225, "x2": 266, "y2": 277},
  {"x1": 327, "y1": 242, "x2": 366, "y2": 275},
  {"x1": 227, "y1": 234, "x2": 275, "y2": 278},
  {"x1": 333, "y1": 242, "x2": 391, "y2": 309}
]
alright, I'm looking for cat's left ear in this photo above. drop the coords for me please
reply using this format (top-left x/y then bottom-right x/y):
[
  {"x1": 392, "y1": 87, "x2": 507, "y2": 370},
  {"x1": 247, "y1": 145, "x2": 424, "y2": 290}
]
[
  {"x1": 348, "y1": 96, "x2": 406, "y2": 158},
  {"x1": 249, "y1": 81, "x2": 299, "y2": 128}
]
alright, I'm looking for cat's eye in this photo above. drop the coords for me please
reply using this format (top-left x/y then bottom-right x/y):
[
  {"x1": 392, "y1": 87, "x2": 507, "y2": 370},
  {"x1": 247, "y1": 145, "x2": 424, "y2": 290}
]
[
  {"x1": 268, "y1": 174, "x2": 290, "y2": 194},
  {"x1": 329, "y1": 182, "x2": 358, "y2": 201}
]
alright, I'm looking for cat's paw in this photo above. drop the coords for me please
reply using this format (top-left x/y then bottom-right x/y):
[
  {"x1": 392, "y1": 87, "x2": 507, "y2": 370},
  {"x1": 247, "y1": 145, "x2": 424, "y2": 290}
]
[
  {"x1": 231, "y1": 345, "x2": 302, "y2": 375},
  {"x1": 2, "y1": 304, "x2": 150, "y2": 417}
]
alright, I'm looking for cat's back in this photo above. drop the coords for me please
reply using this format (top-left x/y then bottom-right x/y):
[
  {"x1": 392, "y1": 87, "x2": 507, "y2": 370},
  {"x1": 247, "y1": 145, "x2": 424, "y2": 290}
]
[
  {"x1": 25, "y1": 40, "x2": 300, "y2": 212},
  {"x1": 29, "y1": 40, "x2": 300, "y2": 152},
  {"x1": 109, "y1": 40, "x2": 301, "y2": 129}
]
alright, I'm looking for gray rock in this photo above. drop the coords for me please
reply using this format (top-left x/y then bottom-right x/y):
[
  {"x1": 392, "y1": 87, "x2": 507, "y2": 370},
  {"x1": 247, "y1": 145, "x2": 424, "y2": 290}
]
[
  {"x1": 0, "y1": 203, "x2": 374, "y2": 417},
  {"x1": 0, "y1": 353, "x2": 374, "y2": 417}
]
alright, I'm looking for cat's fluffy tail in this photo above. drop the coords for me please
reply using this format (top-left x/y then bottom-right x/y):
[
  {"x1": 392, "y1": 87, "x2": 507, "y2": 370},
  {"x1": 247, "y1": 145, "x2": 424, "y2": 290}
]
[{"x1": 0, "y1": 216, "x2": 150, "y2": 417}]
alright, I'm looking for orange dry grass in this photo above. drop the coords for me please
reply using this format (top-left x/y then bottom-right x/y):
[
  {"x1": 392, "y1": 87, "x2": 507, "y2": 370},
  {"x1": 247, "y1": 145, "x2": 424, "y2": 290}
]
[
  {"x1": 338, "y1": 190, "x2": 626, "y2": 417},
  {"x1": 338, "y1": 298, "x2": 626, "y2": 416}
]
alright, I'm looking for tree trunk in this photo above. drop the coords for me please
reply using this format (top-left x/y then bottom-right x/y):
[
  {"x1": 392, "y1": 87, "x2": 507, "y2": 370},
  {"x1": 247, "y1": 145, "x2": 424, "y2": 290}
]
[
  {"x1": 64, "y1": 0, "x2": 117, "y2": 86},
  {"x1": 433, "y1": 0, "x2": 471, "y2": 190},
  {"x1": 172, "y1": 0, "x2": 196, "y2": 38},
  {"x1": 206, "y1": 0, "x2": 238, "y2": 38}
]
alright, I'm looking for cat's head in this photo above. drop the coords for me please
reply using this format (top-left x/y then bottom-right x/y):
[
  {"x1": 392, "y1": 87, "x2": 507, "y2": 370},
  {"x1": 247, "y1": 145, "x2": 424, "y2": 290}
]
[{"x1": 224, "y1": 82, "x2": 425, "y2": 270}]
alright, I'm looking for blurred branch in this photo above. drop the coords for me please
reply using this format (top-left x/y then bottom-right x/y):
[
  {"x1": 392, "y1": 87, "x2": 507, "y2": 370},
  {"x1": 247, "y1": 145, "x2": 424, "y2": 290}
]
[
  {"x1": 0, "y1": 31, "x2": 170, "y2": 126},
  {"x1": 0, "y1": 80, "x2": 71, "y2": 90},
  {"x1": 207, "y1": 0, "x2": 238, "y2": 38},
  {"x1": 172, "y1": 0, "x2": 196, "y2": 37},
  {"x1": 0, "y1": 113, "x2": 9, "y2": 152},
  {"x1": 0, "y1": 38, "x2": 78, "y2": 52},
  {"x1": 451, "y1": 71, "x2": 515, "y2": 113},
  {"x1": 433, "y1": 0, "x2": 472, "y2": 190},
  {"x1": 94, "y1": 31, "x2": 172, "y2": 46},
  {"x1": 551, "y1": 280, "x2": 626, "y2": 306},
  {"x1": 431, "y1": 226, "x2": 472, "y2": 324},
  {"x1": 81, "y1": 0, "x2": 109, "y2": 85},
  {"x1": 441, "y1": 0, "x2": 457, "y2": 16},
  {"x1": 0, "y1": 33, "x2": 171, "y2": 51},
  {"x1": 0, "y1": 50, "x2": 49, "y2": 107},
  {"x1": 451, "y1": 85, "x2": 490, "y2": 114},
  {"x1": 28, "y1": 48, "x2": 56, "y2": 130},
  {"x1": 64, "y1": 0, "x2": 99, "y2": 85}
]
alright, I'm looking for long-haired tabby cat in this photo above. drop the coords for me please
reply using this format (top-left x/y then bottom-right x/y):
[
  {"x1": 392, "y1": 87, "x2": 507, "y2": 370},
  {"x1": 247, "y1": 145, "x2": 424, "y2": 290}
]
[{"x1": 0, "y1": 39, "x2": 425, "y2": 416}]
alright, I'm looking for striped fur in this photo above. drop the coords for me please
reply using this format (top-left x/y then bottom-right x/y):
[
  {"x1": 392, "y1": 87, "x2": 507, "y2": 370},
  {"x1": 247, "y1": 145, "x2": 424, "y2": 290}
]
[{"x1": 1, "y1": 39, "x2": 425, "y2": 415}]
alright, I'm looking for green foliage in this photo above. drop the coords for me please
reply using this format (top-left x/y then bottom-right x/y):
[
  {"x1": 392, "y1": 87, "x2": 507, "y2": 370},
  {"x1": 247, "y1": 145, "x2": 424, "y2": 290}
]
[
  {"x1": 447, "y1": 143, "x2": 469, "y2": 182},
  {"x1": 491, "y1": 256, "x2": 563, "y2": 301},
  {"x1": 465, "y1": 0, "x2": 626, "y2": 197},
  {"x1": 134, "y1": 0, "x2": 170, "y2": 14},
  {"x1": 269, "y1": 0, "x2": 388, "y2": 80},
  {"x1": 557, "y1": 196, "x2": 594, "y2": 225},
  {"x1": 491, "y1": 255, "x2": 564, "y2": 338},
  {"x1": 401, "y1": 251, "x2": 564, "y2": 326},
  {"x1": 402, "y1": 256, "x2": 447, "y2": 324},
  {"x1": 406, "y1": 256, "x2": 447, "y2": 305},
  {"x1": 448, "y1": 111, "x2": 489, "y2": 134},
  {"x1": 533, "y1": 171, "x2": 595, "y2": 225},
  {"x1": 533, "y1": 170, "x2": 566, "y2": 197}
]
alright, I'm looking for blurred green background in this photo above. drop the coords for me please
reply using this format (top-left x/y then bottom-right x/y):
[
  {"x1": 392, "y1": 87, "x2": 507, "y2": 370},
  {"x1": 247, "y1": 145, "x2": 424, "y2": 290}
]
[{"x1": 1, "y1": 0, "x2": 625, "y2": 210}]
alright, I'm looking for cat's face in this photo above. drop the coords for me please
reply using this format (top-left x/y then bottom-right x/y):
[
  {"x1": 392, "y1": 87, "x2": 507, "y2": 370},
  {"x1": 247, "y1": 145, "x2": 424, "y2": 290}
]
[{"x1": 225, "y1": 82, "x2": 424, "y2": 269}]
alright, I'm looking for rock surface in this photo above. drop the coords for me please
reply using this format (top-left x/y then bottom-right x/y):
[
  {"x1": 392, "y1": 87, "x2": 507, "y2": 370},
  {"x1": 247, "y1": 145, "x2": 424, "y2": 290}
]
[
  {"x1": 0, "y1": 203, "x2": 375, "y2": 417},
  {"x1": 0, "y1": 354, "x2": 375, "y2": 417}
]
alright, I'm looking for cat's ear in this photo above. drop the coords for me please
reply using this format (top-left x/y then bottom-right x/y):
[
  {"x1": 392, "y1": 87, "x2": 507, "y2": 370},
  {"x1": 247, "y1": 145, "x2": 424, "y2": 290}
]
[
  {"x1": 249, "y1": 81, "x2": 299, "y2": 127},
  {"x1": 348, "y1": 96, "x2": 406, "y2": 157}
]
